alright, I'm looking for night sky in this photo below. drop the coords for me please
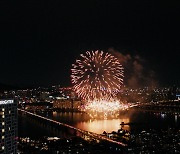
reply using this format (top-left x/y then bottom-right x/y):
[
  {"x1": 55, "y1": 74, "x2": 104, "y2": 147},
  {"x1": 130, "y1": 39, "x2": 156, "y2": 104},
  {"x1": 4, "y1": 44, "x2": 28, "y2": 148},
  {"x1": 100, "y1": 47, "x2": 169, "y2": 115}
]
[{"x1": 0, "y1": 0, "x2": 179, "y2": 87}]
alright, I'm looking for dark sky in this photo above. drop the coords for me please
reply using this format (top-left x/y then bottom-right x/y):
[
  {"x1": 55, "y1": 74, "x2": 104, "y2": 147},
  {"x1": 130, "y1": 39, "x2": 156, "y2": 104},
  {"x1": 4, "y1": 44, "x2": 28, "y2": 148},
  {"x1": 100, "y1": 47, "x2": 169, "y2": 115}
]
[{"x1": 0, "y1": 0, "x2": 179, "y2": 87}]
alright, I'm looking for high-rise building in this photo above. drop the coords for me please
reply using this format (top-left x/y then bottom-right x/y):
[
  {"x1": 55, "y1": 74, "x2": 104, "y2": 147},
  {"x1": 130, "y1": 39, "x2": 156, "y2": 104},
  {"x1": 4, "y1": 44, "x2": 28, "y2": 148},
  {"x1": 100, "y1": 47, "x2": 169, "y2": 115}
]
[{"x1": 0, "y1": 99, "x2": 17, "y2": 154}]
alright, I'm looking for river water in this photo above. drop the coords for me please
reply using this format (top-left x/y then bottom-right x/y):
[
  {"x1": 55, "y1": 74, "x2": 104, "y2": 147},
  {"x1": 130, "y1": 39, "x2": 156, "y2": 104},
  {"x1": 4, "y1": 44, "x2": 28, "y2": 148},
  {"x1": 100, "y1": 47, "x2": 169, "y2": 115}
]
[{"x1": 18, "y1": 109, "x2": 180, "y2": 138}]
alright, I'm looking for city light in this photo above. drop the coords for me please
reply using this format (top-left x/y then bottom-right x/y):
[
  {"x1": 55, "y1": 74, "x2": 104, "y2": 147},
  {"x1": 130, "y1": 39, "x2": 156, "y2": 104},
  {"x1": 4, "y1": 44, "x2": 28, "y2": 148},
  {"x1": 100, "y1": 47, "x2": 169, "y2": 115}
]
[{"x1": 0, "y1": 100, "x2": 14, "y2": 105}]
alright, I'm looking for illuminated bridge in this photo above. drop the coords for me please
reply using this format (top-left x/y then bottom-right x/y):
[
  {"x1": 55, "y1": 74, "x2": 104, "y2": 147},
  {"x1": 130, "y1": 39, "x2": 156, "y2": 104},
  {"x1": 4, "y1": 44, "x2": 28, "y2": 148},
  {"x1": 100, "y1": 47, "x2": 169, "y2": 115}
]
[{"x1": 18, "y1": 109, "x2": 127, "y2": 147}]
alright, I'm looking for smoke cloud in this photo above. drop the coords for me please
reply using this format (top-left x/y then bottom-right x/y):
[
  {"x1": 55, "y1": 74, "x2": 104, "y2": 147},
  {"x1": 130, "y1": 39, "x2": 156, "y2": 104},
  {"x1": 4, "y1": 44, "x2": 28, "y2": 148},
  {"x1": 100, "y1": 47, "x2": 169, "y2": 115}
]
[{"x1": 108, "y1": 48, "x2": 158, "y2": 89}]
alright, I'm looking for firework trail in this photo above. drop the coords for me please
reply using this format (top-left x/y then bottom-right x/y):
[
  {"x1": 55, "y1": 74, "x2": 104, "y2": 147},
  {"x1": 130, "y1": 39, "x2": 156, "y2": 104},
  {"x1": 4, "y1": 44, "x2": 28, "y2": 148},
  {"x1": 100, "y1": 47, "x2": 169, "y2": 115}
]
[{"x1": 71, "y1": 50, "x2": 124, "y2": 102}]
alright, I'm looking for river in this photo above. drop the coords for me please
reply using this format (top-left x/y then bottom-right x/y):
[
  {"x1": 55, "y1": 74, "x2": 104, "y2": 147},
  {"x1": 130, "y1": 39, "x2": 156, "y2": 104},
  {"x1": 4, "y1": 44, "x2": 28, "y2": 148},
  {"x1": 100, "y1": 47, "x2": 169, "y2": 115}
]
[{"x1": 18, "y1": 109, "x2": 180, "y2": 138}]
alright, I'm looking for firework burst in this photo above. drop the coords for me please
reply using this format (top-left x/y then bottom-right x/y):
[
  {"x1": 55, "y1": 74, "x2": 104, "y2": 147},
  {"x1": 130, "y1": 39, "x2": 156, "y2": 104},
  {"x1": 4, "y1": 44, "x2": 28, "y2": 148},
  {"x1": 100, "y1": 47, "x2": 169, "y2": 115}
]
[{"x1": 71, "y1": 50, "x2": 124, "y2": 102}]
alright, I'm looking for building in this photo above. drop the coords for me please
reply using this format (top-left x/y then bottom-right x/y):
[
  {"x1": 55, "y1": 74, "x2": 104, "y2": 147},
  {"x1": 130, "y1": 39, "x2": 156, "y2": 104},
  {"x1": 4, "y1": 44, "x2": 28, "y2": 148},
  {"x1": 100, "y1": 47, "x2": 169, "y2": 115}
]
[
  {"x1": 0, "y1": 99, "x2": 18, "y2": 153},
  {"x1": 176, "y1": 94, "x2": 180, "y2": 101},
  {"x1": 23, "y1": 101, "x2": 53, "y2": 111}
]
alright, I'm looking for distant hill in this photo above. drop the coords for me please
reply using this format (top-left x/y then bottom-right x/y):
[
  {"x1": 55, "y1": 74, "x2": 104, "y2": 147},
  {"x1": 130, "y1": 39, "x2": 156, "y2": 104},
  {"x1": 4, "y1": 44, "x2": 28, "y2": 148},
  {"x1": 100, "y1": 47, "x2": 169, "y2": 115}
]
[
  {"x1": 0, "y1": 83, "x2": 19, "y2": 91},
  {"x1": 0, "y1": 83, "x2": 37, "y2": 91}
]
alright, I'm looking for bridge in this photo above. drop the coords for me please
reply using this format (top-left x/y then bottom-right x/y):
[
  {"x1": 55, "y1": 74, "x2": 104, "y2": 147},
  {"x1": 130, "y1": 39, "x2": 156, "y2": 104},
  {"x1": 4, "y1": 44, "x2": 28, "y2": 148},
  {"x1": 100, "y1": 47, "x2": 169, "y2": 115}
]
[{"x1": 18, "y1": 109, "x2": 127, "y2": 147}]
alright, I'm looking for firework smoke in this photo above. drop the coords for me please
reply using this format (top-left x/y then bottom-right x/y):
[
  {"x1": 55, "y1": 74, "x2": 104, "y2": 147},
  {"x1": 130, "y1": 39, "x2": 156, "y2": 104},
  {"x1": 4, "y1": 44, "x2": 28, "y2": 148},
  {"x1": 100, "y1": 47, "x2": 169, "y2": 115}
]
[{"x1": 108, "y1": 48, "x2": 158, "y2": 89}]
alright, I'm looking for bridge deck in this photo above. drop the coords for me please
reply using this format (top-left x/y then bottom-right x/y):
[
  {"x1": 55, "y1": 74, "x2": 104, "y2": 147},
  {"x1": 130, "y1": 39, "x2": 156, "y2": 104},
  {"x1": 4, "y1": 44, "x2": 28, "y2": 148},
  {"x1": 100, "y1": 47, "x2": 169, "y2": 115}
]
[{"x1": 18, "y1": 108, "x2": 127, "y2": 147}]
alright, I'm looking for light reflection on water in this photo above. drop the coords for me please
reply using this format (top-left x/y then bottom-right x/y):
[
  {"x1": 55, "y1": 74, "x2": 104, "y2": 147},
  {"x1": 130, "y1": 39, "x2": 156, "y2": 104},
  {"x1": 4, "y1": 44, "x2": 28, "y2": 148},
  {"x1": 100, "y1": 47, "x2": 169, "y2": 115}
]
[
  {"x1": 51, "y1": 109, "x2": 179, "y2": 134},
  {"x1": 52, "y1": 110, "x2": 133, "y2": 133},
  {"x1": 19, "y1": 109, "x2": 180, "y2": 138},
  {"x1": 75, "y1": 118, "x2": 130, "y2": 134}
]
